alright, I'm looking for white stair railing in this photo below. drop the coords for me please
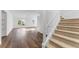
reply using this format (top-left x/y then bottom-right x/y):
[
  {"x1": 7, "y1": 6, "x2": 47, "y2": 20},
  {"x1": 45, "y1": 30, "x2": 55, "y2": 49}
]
[{"x1": 42, "y1": 11, "x2": 60, "y2": 47}]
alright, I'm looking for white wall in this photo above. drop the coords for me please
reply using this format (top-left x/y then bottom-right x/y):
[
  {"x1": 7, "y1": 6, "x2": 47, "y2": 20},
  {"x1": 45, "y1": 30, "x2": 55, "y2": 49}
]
[
  {"x1": 61, "y1": 10, "x2": 79, "y2": 19},
  {"x1": 37, "y1": 10, "x2": 51, "y2": 43},
  {"x1": 9, "y1": 11, "x2": 39, "y2": 28},
  {"x1": 13, "y1": 14, "x2": 38, "y2": 28},
  {"x1": 37, "y1": 11, "x2": 47, "y2": 33},
  {"x1": 0, "y1": 10, "x2": 1, "y2": 44},
  {"x1": 0, "y1": 10, "x2": 13, "y2": 36},
  {"x1": 5, "y1": 11, "x2": 13, "y2": 35}
]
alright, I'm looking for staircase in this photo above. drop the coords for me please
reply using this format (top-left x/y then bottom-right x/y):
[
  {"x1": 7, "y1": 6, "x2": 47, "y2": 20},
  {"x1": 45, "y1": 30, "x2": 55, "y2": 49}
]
[{"x1": 48, "y1": 18, "x2": 79, "y2": 48}]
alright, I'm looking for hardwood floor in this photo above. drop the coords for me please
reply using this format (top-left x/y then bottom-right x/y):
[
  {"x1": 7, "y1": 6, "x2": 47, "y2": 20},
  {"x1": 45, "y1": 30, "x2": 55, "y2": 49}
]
[{"x1": 1, "y1": 28, "x2": 43, "y2": 48}]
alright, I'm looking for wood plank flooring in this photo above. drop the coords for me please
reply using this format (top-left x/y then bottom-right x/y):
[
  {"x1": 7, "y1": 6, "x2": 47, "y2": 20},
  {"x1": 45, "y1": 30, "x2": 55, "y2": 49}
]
[{"x1": 1, "y1": 28, "x2": 43, "y2": 48}]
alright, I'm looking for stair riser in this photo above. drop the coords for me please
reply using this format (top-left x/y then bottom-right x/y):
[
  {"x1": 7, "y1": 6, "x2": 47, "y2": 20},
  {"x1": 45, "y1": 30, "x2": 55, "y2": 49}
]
[
  {"x1": 55, "y1": 30, "x2": 79, "y2": 39},
  {"x1": 59, "y1": 23, "x2": 79, "y2": 26},
  {"x1": 53, "y1": 35, "x2": 79, "y2": 47},
  {"x1": 57, "y1": 27, "x2": 79, "y2": 32},
  {"x1": 61, "y1": 19, "x2": 79, "y2": 24},
  {"x1": 49, "y1": 40, "x2": 62, "y2": 48}
]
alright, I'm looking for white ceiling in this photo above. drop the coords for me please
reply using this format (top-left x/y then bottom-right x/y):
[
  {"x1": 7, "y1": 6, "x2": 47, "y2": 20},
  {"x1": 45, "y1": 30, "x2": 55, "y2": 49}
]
[{"x1": 9, "y1": 10, "x2": 42, "y2": 16}]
